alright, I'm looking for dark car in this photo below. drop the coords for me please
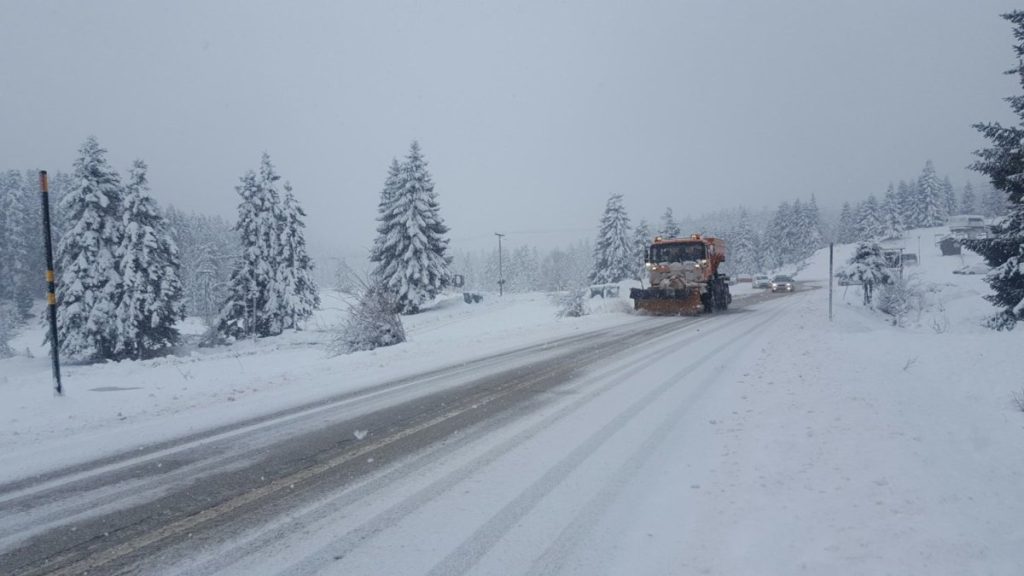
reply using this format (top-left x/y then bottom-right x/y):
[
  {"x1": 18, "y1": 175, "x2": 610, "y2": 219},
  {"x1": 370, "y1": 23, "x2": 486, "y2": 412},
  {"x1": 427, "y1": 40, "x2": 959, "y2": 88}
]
[{"x1": 770, "y1": 275, "x2": 795, "y2": 292}]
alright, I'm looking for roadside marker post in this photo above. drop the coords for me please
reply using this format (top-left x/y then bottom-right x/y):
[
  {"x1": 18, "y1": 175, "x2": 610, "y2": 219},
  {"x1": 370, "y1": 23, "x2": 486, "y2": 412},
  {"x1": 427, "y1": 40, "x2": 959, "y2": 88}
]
[
  {"x1": 39, "y1": 171, "x2": 63, "y2": 395},
  {"x1": 828, "y1": 242, "x2": 834, "y2": 322}
]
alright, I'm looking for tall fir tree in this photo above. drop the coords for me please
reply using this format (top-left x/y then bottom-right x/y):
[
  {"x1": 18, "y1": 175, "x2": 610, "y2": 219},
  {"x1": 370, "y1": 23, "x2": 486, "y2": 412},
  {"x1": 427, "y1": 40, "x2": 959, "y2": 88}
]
[
  {"x1": 114, "y1": 160, "x2": 185, "y2": 358},
  {"x1": 659, "y1": 207, "x2": 681, "y2": 238},
  {"x1": 370, "y1": 141, "x2": 452, "y2": 314},
  {"x1": 941, "y1": 176, "x2": 957, "y2": 218},
  {"x1": 960, "y1": 181, "x2": 977, "y2": 215},
  {"x1": 915, "y1": 160, "x2": 945, "y2": 226},
  {"x1": 729, "y1": 208, "x2": 762, "y2": 274},
  {"x1": 882, "y1": 184, "x2": 905, "y2": 240},
  {"x1": 793, "y1": 196, "x2": 824, "y2": 261},
  {"x1": 632, "y1": 219, "x2": 652, "y2": 280},
  {"x1": 589, "y1": 194, "x2": 634, "y2": 285},
  {"x1": 765, "y1": 201, "x2": 796, "y2": 267},
  {"x1": 275, "y1": 182, "x2": 320, "y2": 329},
  {"x1": 896, "y1": 180, "x2": 918, "y2": 229},
  {"x1": 855, "y1": 195, "x2": 885, "y2": 241},
  {"x1": 369, "y1": 158, "x2": 402, "y2": 264},
  {"x1": 55, "y1": 137, "x2": 125, "y2": 360},
  {"x1": 836, "y1": 201, "x2": 857, "y2": 244},
  {"x1": 0, "y1": 171, "x2": 34, "y2": 320},
  {"x1": 963, "y1": 10, "x2": 1024, "y2": 329},
  {"x1": 215, "y1": 154, "x2": 285, "y2": 339}
]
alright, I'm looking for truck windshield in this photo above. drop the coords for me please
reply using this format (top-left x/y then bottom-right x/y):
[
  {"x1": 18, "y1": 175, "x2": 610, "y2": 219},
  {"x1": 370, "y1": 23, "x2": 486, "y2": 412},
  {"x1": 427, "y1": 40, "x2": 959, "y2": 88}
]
[{"x1": 650, "y1": 242, "x2": 706, "y2": 263}]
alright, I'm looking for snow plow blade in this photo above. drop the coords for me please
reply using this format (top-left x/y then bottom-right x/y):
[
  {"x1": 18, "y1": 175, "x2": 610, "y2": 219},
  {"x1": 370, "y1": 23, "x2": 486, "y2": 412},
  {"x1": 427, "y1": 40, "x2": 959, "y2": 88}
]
[{"x1": 630, "y1": 287, "x2": 703, "y2": 315}]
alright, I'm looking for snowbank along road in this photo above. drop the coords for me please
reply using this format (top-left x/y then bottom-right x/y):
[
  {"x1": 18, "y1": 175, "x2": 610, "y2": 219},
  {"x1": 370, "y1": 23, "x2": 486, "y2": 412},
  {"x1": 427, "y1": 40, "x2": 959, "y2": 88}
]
[{"x1": 1, "y1": 290, "x2": 798, "y2": 576}]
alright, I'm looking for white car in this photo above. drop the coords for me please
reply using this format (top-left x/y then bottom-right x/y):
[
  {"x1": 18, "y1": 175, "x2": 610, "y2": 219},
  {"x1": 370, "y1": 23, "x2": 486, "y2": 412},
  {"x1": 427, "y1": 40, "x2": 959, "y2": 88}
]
[{"x1": 752, "y1": 274, "x2": 771, "y2": 289}]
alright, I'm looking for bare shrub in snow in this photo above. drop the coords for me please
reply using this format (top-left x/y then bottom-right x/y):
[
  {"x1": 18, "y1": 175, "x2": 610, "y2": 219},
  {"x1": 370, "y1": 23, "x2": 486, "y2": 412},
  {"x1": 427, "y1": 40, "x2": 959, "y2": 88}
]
[
  {"x1": 902, "y1": 356, "x2": 918, "y2": 372},
  {"x1": 1012, "y1": 388, "x2": 1024, "y2": 413},
  {"x1": 930, "y1": 315, "x2": 950, "y2": 334},
  {"x1": 557, "y1": 289, "x2": 589, "y2": 318},
  {"x1": 1012, "y1": 390, "x2": 1024, "y2": 412},
  {"x1": 875, "y1": 276, "x2": 922, "y2": 326},
  {"x1": 333, "y1": 282, "x2": 406, "y2": 354}
]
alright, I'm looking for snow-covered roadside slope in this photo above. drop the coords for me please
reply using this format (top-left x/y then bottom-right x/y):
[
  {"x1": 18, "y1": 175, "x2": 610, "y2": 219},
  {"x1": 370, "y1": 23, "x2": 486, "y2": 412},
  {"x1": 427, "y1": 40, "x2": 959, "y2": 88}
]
[
  {"x1": 0, "y1": 290, "x2": 642, "y2": 483},
  {"x1": 583, "y1": 246, "x2": 1024, "y2": 574}
]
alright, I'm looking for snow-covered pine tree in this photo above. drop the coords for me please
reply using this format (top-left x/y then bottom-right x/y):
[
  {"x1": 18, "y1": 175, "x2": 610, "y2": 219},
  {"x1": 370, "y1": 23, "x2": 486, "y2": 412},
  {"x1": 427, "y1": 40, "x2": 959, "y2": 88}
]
[
  {"x1": 589, "y1": 194, "x2": 634, "y2": 285},
  {"x1": 962, "y1": 10, "x2": 1024, "y2": 329},
  {"x1": 55, "y1": 137, "x2": 125, "y2": 361},
  {"x1": 274, "y1": 182, "x2": 320, "y2": 329},
  {"x1": 164, "y1": 207, "x2": 237, "y2": 321},
  {"x1": 659, "y1": 207, "x2": 681, "y2": 238},
  {"x1": 632, "y1": 219, "x2": 652, "y2": 280},
  {"x1": 729, "y1": 208, "x2": 761, "y2": 274},
  {"x1": 764, "y1": 201, "x2": 795, "y2": 267},
  {"x1": 370, "y1": 141, "x2": 452, "y2": 314},
  {"x1": 0, "y1": 171, "x2": 34, "y2": 320},
  {"x1": 507, "y1": 246, "x2": 540, "y2": 293},
  {"x1": 114, "y1": 160, "x2": 185, "y2": 359},
  {"x1": 369, "y1": 158, "x2": 402, "y2": 264},
  {"x1": 916, "y1": 160, "x2": 945, "y2": 226},
  {"x1": 214, "y1": 155, "x2": 284, "y2": 339},
  {"x1": 960, "y1": 181, "x2": 977, "y2": 215},
  {"x1": 793, "y1": 196, "x2": 824, "y2": 262},
  {"x1": 0, "y1": 300, "x2": 16, "y2": 358},
  {"x1": 836, "y1": 202, "x2": 857, "y2": 244},
  {"x1": 897, "y1": 180, "x2": 918, "y2": 229},
  {"x1": 941, "y1": 176, "x2": 957, "y2": 218},
  {"x1": 881, "y1": 184, "x2": 905, "y2": 240},
  {"x1": 855, "y1": 195, "x2": 885, "y2": 241}
]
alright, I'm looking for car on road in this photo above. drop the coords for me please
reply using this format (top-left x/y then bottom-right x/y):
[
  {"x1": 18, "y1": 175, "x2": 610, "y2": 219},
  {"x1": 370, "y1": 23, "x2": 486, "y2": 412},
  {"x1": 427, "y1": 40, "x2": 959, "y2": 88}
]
[
  {"x1": 752, "y1": 274, "x2": 771, "y2": 289},
  {"x1": 770, "y1": 275, "x2": 795, "y2": 292}
]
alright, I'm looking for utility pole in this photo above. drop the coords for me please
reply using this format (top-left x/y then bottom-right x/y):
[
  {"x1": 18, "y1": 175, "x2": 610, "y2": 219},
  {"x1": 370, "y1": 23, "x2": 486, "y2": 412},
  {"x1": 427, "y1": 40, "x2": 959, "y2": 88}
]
[
  {"x1": 39, "y1": 171, "x2": 63, "y2": 395},
  {"x1": 495, "y1": 232, "x2": 505, "y2": 296}
]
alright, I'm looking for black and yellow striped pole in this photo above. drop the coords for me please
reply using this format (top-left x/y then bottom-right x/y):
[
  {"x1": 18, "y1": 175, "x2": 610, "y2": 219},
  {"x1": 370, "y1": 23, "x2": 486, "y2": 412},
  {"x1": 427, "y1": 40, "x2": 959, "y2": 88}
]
[{"x1": 39, "y1": 170, "x2": 63, "y2": 395}]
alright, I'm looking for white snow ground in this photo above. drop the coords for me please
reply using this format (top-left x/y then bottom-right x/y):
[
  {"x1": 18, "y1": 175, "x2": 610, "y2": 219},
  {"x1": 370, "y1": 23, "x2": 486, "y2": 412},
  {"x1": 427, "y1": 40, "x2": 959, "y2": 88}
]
[{"x1": 2, "y1": 230, "x2": 1024, "y2": 574}]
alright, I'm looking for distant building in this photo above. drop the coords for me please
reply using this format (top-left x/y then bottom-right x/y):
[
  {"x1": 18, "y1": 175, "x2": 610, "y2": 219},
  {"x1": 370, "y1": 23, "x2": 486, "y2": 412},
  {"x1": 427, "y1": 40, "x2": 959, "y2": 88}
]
[{"x1": 948, "y1": 215, "x2": 990, "y2": 240}]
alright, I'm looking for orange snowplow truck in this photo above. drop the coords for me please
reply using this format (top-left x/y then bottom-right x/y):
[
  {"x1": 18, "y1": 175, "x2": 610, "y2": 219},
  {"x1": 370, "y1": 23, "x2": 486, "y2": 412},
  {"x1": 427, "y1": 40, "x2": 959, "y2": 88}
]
[{"x1": 629, "y1": 234, "x2": 732, "y2": 315}]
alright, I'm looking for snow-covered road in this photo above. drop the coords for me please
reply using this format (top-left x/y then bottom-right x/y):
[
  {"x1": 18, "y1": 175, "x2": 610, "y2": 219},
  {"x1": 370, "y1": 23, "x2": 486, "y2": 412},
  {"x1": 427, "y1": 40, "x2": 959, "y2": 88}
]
[
  {"x1": 152, "y1": 293, "x2": 801, "y2": 576},
  {"x1": 1, "y1": 291, "x2": 789, "y2": 575}
]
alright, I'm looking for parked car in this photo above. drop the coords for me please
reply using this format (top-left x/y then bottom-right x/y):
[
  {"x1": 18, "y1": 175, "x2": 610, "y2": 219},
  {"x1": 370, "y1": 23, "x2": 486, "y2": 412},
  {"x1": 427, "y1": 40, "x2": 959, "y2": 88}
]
[
  {"x1": 770, "y1": 275, "x2": 795, "y2": 292},
  {"x1": 752, "y1": 274, "x2": 771, "y2": 289},
  {"x1": 953, "y1": 263, "x2": 989, "y2": 275}
]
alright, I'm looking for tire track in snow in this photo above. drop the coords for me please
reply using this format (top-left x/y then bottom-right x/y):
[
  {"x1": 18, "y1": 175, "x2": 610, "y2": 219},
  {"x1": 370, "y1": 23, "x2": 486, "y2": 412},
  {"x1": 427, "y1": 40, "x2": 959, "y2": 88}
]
[
  {"x1": 0, "y1": 318, "x2": 659, "y2": 533},
  {"x1": 3, "y1": 316, "x2": 693, "y2": 576},
  {"x1": 169, "y1": 314, "x2": 727, "y2": 575},
  {"x1": 523, "y1": 306, "x2": 791, "y2": 574},
  {"x1": 424, "y1": 300, "x2": 795, "y2": 576}
]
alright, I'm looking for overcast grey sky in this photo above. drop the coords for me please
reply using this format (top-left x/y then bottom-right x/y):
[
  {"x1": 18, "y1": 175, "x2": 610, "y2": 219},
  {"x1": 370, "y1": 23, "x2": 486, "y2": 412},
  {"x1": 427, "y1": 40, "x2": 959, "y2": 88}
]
[{"x1": 1, "y1": 0, "x2": 1020, "y2": 257}]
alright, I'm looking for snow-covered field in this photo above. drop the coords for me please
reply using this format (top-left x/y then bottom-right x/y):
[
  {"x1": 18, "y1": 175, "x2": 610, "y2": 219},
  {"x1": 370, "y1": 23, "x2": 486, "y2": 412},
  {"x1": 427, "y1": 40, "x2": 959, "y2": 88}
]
[{"x1": 3, "y1": 229, "x2": 1024, "y2": 573}]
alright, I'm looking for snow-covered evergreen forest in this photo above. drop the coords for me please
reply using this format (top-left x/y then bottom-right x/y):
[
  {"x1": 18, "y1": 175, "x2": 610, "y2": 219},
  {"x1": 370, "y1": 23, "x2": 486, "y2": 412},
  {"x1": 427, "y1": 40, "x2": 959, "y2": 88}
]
[
  {"x1": 0, "y1": 139, "x2": 319, "y2": 360},
  {"x1": 2, "y1": 144, "x2": 1010, "y2": 362}
]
